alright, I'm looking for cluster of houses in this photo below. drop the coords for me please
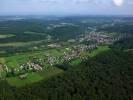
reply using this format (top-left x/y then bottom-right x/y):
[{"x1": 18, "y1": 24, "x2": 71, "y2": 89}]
[
  {"x1": 78, "y1": 32, "x2": 115, "y2": 45},
  {"x1": 62, "y1": 44, "x2": 97, "y2": 62},
  {"x1": 20, "y1": 61, "x2": 43, "y2": 72},
  {"x1": 0, "y1": 59, "x2": 44, "y2": 78},
  {"x1": 0, "y1": 43, "x2": 98, "y2": 78},
  {"x1": 47, "y1": 23, "x2": 77, "y2": 29},
  {"x1": 0, "y1": 34, "x2": 107, "y2": 78}
]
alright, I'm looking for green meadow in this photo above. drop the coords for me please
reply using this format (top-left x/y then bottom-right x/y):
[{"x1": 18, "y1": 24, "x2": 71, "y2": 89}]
[
  {"x1": 6, "y1": 67, "x2": 63, "y2": 87},
  {"x1": 0, "y1": 34, "x2": 15, "y2": 39},
  {"x1": 87, "y1": 46, "x2": 110, "y2": 57},
  {"x1": 69, "y1": 46, "x2": 110, "y2": 67}
]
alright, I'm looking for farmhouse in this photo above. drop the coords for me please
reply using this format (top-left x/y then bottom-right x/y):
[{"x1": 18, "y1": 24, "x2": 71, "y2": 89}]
[{"x1": 19, "y1": 73, "x2": 28, "y2": 79}]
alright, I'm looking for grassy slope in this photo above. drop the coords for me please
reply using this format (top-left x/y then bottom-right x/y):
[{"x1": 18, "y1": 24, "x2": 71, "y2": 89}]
[
  {"x1": 88, "y1": 46, "x2": 110, "y2": 57},
  {"x1": 4, "y1": 49, "x2": 64, "y2": 87},
  {"x1": 7, "y1": 67, "x2": 63, "y2": 87},
  {"x1": 70, "y1": 46, "x2": 110, "y2": 66},
  {"x1": 7, "y1": 72, "x2": 43, "y2": 87}
]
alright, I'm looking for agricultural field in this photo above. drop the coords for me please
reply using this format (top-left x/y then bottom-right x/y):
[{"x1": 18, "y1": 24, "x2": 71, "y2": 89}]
[
  {"x1": 0, "y1": 34, "x2": 15, "y2": 39},
  {"x1": 0, "y1": 40, "x2": 45, "y2": 47}
]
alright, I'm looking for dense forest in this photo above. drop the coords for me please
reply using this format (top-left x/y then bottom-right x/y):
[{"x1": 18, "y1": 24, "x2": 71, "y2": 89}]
[
  {"x1": 0, "y1": 38, "x2": 133, "y2": 100},
  {"x1": 111, "y1": 37, "x2": 133, "y2": 50}
]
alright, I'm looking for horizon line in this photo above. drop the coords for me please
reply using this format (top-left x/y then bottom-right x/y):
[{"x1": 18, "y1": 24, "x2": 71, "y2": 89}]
[{"x1": 0, "y1": 14, "x2": 133, "y2": 17}]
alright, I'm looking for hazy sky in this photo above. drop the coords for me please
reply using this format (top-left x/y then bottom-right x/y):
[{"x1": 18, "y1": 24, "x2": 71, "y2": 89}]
[{"x1": 0, "y1": 0, "x2": 133, "y2": 15}]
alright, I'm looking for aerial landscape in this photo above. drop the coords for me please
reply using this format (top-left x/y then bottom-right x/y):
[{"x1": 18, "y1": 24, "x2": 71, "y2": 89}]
[{"x1": 0, "y1": 0, "x2": 133, "y2": 100}]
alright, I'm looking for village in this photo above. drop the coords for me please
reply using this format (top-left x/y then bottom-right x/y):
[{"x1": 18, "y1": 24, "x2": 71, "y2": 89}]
[{"x1": 0, "y1": 32, "x2": 123, "y2": 79}]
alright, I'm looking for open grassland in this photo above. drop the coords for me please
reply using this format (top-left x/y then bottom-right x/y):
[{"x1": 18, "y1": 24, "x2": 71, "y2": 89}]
[
  {"x1": 70, "y1": 59, "x2": 82, "y2": 66},
  {"x1": 0, "y1": 46, "x2": 66, "y2": 87},
  {"x1": 0, "y1": 58, "x2": 5, "y2": 64},
  {"x1": 7, "y1": 72, "x2": 43, "y2": 87},
  {"x1": 38, "y1": 67, "x2": 64, "y2": 80},
  {"x1": 0, "y1": 34, "x2": 15, "y2": 39},
  {"x1": 4, "y1": 51, "x2": 45, "y2": 68},
  {"x1": 87, "y1": 46, "x2": 110, "y2": 57},
  {"x1": 69, "y1": 46, "x2": 110, "y2": 66},
  {"x1": 6, "y1": 67, "x2": 63, "y2": 87},
  {"x1": 3, "y1": 48, "x2": 65, "y2": 68},
  {"x1": 3, "y1": 48, "x2": 65, "y2": 87},
  {"x1": 5, "y1": 54, "x2": 29, "y2": 68},
  {"x1": 0, "y1": 40, "x2": 44, "y2": 47}
]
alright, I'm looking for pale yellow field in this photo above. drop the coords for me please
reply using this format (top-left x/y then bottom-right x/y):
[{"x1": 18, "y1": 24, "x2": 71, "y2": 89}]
[
  {"x1": 0, "y1": 58, "x2": 5, "y2": 64},
  {"x1": 0, "y1": 34, "x2": 15, "y2": 38},
  {"x1": 0, "y1": 40, "x2": 44, "y2": 47}
]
